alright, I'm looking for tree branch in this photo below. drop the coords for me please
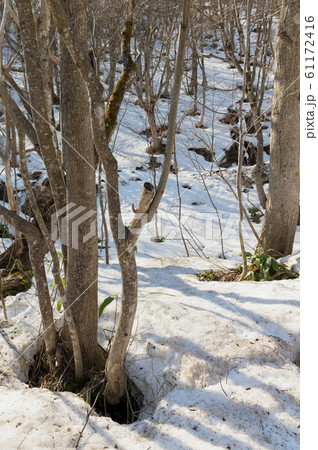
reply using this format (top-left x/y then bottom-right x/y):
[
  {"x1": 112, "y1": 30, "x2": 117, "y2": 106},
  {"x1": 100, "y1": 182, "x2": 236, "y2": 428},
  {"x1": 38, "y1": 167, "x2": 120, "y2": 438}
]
[
  {"x1": 105, "y1": 0, "x2": 136, "y2": 143},
  {"x1": 2, "y1": 66, "x2": 33, "y2": 116},
  {"x1": 0, "y1": 77, "x2": 38, "y2": 145},
  {"x1": 0, "y1": 204, "x2": 40, "y2": 239},
  {"x1": 147, "y1": 0, "x2": 190, "y2": 221},
  {"x1": 129, "y1": 182, "x2": 154, "y2": 231}
]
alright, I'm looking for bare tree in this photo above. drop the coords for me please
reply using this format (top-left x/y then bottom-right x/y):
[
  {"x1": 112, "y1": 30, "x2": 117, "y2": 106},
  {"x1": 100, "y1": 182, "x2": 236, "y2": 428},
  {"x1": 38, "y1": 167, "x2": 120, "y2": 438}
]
[
  {"x1": 259, "y1": 0, "x2": 300, "y2": 257},
  {"x1": 209, "y1": 0, "x2": 275, "y2": 207},
  {"x1": 133, "y1": 0, "x2": 179, "y2": 154}
]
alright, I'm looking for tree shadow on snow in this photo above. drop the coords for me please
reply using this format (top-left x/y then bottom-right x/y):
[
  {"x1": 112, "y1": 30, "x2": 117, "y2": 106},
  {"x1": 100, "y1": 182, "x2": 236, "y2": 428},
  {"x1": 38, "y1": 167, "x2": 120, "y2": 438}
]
[
  {"x1": 136, "y1": 263, "x2": 299, "y2": 340},
  {"x1": 132, "y1": 332, "x2": 299, "y2": 450}
]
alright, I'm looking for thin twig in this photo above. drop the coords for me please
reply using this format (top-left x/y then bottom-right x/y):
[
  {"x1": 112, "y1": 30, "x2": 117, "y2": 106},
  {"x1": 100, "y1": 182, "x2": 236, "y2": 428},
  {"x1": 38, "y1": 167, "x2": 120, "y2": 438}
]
[
  {"x1": 74, "y1": 385, "x2": 104, "y2": 449},
  {"x1": 0, "y1": 271, "x2": 8, "y2": 320}
]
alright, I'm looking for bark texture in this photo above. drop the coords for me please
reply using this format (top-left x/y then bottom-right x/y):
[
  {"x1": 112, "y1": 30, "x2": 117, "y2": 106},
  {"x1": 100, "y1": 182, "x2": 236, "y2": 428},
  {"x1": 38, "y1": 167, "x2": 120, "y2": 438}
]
[
  {"x1": 15, "y1": 0, "x2": 66, "y2": 213},
  {"x1": 29, "y1": 239, "x2": 57, "y2": 368},
  {"x1": 259, "y1": 0, "x2": 300, "y2": 257},
  {"x1": 104, "y1": 250, "x2": 138, "y2": 405},
  {"x1": 60, "y1": 0, "x2": 99, "y2": 369}
]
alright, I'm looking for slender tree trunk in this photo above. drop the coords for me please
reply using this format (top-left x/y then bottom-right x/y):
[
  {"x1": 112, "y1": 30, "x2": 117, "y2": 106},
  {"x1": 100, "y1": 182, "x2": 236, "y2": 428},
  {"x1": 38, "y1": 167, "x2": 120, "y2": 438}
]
[
  {"x1": 162, "y1": 49, "x2": 172, "y2": 98},
  {"x1": 254, "y1": 122, "x2": 267, "y2": 209},
  {"x1": 0, "y1": 204, "x2": 57, "y2": 367},
  {"x1": 0, "y1": 80, "x2": 38, "y2": 146},
  {"x1": 147, "y1": 0, "x2": 191, "y2": 217},
  {"x1": 3, "y1": 112, "x2": 23, "y2": 253},
  {"x1": 189, "y1": 42, "x2": 198, "y2": 98},
  {"x1": 244, "y1": 0, "x2": 267, "y2": 209},
  {"x1": 108, "y1": 28, "x2": 118, "y2": 99},
  {"x1": 29, "y1": 239, "x2": 57, "y2": 368},
  {"x1": 105, "y1": 249, "x2": 137, "y2": 405},
  {"x1": 37, "y1": 0, "x2": 62, "y2": 172},
  {"x1": 237, "y1": 101, "x2": 248, "y2": 280},
  {"x1": 197, "y1": 55, "x2": 207, "y2": 128},
  {"x1": 259, "y1": 0, "x2": 300, "y2": 257},
  {"x1": 105, "y1": 0, "x2": 191, "y2": 405},
  {"x1": 144, "y1": 42, "x2": 160, "y2": 152},
  {"x1": 147, "y1": 106, "x2": 160, "y2": 151},
  {"x1": 98, "y1": 162, "x2": 110, "y2": 265},
  {"x1": 15, "y1": 0, "x2": 66, "y2": 214}
]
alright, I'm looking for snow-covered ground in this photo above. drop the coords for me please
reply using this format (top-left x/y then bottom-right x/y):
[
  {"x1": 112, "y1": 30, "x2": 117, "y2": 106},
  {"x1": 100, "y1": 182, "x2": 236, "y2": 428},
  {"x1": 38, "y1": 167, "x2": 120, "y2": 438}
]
[{"x1": 0, "y1": 256, "x2": 299, "y2": 449}]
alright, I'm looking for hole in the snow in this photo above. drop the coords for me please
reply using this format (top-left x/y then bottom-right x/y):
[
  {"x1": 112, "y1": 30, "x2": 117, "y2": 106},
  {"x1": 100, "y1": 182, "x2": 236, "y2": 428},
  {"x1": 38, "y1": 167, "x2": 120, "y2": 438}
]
[{"x1": 27, "y1": 343, "x2": 143, "y2": 424}]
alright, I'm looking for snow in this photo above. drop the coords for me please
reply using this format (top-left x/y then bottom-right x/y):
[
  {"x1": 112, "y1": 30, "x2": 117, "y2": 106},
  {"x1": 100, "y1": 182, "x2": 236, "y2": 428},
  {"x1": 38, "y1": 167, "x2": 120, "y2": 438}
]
[
  {"x1": 0, "y1": 256, "x2": 299, "y2": 449},
  {"x1": 0, "y1": 16, "x2": 301, "y2": 450},
  {"x1": 279, "y1": 252, "x2": 300, "y2": 275}
]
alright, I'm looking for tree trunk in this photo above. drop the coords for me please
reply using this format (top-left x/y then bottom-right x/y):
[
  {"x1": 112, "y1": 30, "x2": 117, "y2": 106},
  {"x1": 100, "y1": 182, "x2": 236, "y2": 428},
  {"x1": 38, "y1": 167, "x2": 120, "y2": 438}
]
[
  {"x1": 254, "y1": 123, "x2": 267, "y2": 209},
  {"x1": 29, "y1": 239, "x2": 57, "y2": 369},
  {"x1": 60, "y1": 0, "x2": 99, "y2": 371},
  {"x1": 237, "y1": 101, "x2": 248, "y2": 280},
  {"x1": 147, "y1": 106, "x2": 160, "y2": 151},
  {"x1": 3, "y1": 112, "x2": 23, "y2": 253},
  {"x1": 162, "y1": 49, "x2": 172, "y2": 98},
  {"x1": 37, "y1": 0, "x2": 62, "y2": 172},
  {"x1": 244, "y1": 0, "x2": 267, "y2": 209},
  {"x1": 15, "y1": 0, "x2": 66, "y2": 213},
  {"x1": 108, "y1": 26, "x2": 119, "y2": 99},
  {"x1": 0, "y1": 204, "x2": 57, "y2": 367},
  {"x1": 189, "y1": 42, "x2": 198, "y2": 98},
  {"x1": 259, "y1": 0, "x2": 300, "y2": 257},
  {"x1": 105, "y1": 249, "x2": 137, "y2": 405},
  {"x1": 197, "y1": 55, "x2": 207, "y2": 128}
]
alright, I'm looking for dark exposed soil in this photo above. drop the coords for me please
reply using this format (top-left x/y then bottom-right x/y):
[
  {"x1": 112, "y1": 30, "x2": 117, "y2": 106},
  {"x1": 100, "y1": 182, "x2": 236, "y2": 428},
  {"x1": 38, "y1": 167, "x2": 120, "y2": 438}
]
[
  {"x1": 197, "y1": 270, "x2": 239, "y2": 282},
  {"x1": 140, "y1": 123, "x2": 168, "y2": 138},
  {"x1": 27, "y1": 343, "x2": 143, "y2": 425}
]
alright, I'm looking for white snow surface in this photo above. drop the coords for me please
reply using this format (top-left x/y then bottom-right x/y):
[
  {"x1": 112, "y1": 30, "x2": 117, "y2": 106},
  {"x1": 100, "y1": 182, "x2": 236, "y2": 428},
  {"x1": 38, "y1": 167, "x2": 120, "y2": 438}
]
[{"x1": 0, "y1": 256, "x2": 299, "y2": 449}]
